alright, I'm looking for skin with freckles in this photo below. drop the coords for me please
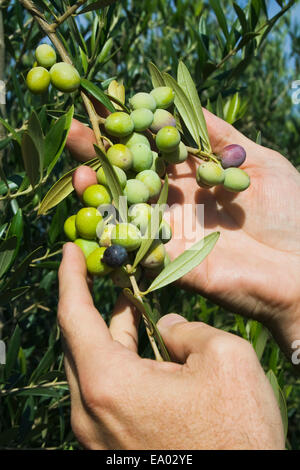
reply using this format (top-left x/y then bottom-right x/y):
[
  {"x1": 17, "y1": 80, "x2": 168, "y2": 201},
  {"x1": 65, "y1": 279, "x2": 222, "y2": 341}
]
[{"x1": 66, "y1": 110, "x2": 300, "y2": 360}]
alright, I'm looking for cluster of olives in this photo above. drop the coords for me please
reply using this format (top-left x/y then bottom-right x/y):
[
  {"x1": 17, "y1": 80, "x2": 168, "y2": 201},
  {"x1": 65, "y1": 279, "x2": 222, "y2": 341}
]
[
  {"x1": 26, "y1": 44, "x2": 80, "y2": 95},
  {"x1": 196, "y1": 144, "x2": 250, "y2": 192},
  {"x1": 64, "y1": 85, "x2": 185, "y2": 285}
]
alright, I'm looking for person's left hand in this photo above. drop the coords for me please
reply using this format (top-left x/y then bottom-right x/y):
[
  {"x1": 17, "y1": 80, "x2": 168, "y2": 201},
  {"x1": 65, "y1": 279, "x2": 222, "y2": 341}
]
[{"x1": 58, "y1": 242, "x2": 284, "y2": 450}]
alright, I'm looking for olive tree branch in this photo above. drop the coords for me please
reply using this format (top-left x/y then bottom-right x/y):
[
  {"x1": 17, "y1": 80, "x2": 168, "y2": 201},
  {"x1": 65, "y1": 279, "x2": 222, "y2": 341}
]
[
  {"x1": 19, "y1": 0, "x2": 106, "y2": 152},
  {"x1": 51, "y1": 0, "x2": 89, "y2": 30}
]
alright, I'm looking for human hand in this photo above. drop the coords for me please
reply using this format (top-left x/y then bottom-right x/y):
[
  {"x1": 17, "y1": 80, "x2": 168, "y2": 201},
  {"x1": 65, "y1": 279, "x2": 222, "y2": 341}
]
[
  {"x1": 66, "y1": 111, "x2": 300, "y2": 360},
  {"x1": 58, "y1": 242, "x2": 285, "y2": 450}
]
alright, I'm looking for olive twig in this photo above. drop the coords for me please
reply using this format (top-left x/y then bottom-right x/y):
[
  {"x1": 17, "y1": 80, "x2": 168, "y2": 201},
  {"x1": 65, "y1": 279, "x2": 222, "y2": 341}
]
[{"x1": 127, "y1": 264, "x2": 164, "y2": 362}]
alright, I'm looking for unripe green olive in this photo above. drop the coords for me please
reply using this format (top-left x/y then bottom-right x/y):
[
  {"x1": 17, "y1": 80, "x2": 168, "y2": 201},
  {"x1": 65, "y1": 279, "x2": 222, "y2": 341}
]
[
  {"x1": 136, "y1": 169, "x2": 162, "y2": 198},
  {"x1": 156, "y1": 126, "x2": 181, "y2": 153},
  {"x1": 163, "y1": 141, "x2": 188, "y2": 164},
  {"x1": 35, "y1": 44, "x2": 56, "y2": 68},
  {"x1": 141, "y1": 241, "x2": 166, "y2": 269},
  {"x1": 86, "y1": 247, "x2": 113, "y2": 276},
  {"x1": 159, "y1": 219, "x2": 172, "y2": 244},
  {"x1": 97, "y1": 165, "x2": 127, "y2": 189},
  {"x1": 129, "y1": 203, "x2": 153, "y2": 234},
  {"x1": 130, "y1": 143, "x2": 153, "y2": 172},
  {"x1": 110, "y1": 265, "x2": 141, "y2": 288},
  {"x1": 129, "y1": 92, "x2": 156, "y2": 112},
  {"x1": 223, "y1": 168, "x2": 250, "y2": 192},
  {"x1": 50, "y1": 62, "x2": 80, "y2": 93},
  {"x1": 196, "y1": 162, "x2": 225, "y2": 187},
  {"x1": 107, "y1": 144, "x2": 133, "y2": 171},
  {"x1": 99, "y1": 223, "x2": 115, "y2": 247},
  {"x1": 121, "y1": 132, "x2": 151, "y2": 149},
  {"x1": 64, "y1": 215, "x2": 77, "y2": 241},
  {"x1": 26, "y1": 67, "x2": 50, "y2": 94},
  {"x1": 144, "y1": 252, "x2": 170, "y2": 278},
  {"x1": 74, "y1": 239, "x2": 99, "y2": 259},
  {"x1": 150, "y1": 109, "x2": 176, "y2": 133},
  {"x1": 75, "y1": 207, "x2": 103, "y2": 240},
  {"x1": 130, "y1": 108, "x2": 154, "y2": 132},
  {"x1": 111, "y1": 223, "x2": 142, "y2": 252},
  {"x1": 104, "y1": 112, "x2": 134, "y2": 137},
  {"x1": 82, "y1": 184, "x2": 111, "y2": 207},
  {"x1": 150, "y1": 87, "x2": 175, "y2": 109},
  {"x1": 150, "y1": 152, "x2": 166, "y2": 177},
  {"x1": 124, "y1": 179, "x2": 150, "y2": 205}
]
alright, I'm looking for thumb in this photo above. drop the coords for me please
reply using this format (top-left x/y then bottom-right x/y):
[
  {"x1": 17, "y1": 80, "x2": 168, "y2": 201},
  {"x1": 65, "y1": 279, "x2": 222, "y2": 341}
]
[{"x1": 157, "y1": 313, "x2": 216, "y2": 363}]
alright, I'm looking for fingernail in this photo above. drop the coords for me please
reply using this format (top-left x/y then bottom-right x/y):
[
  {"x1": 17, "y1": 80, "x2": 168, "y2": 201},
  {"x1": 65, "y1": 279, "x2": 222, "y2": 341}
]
[{"x1": 157, "y1": 313, "x2": 187, "y2": 333}]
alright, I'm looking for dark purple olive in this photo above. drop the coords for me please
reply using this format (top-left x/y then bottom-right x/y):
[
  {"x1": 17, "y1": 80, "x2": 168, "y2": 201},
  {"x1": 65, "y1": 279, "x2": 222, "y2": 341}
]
[{"x1": 220, "y1": 144, "x2": 246, "y2": 169}]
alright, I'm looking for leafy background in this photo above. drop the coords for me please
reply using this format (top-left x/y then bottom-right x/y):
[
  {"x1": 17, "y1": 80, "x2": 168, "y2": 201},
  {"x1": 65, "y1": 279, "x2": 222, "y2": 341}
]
[{"x1": 0, "y1": 0, "x2": 299, "y2": 449}]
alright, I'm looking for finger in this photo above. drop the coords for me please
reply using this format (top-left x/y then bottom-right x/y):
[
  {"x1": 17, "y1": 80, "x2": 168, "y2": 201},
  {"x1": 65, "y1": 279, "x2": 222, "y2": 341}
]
[
  {"x1": 157, "y1": 313, "x2": 220, "y2": 363},
  {"x1": 58, "y1": 242, "x2": 114, "y2": 371},
  {"x1": 72, "y1": 165, "x2": 98, "y2": 199},
  {"x1": 66, "y1": 119, "x2": 97, "y2": 162},
  {"x1": 109, "y1": 294, "x2": 140, "y2": 352},
  {"x1": 202, "y1": 109, "x2": 259, "y2": 159}
]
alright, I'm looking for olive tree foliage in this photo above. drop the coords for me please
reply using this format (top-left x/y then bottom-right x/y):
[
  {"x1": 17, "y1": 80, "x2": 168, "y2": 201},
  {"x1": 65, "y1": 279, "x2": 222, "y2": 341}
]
[{"x1": 0, "y1": 0, "x2": 299, "y2": 449}]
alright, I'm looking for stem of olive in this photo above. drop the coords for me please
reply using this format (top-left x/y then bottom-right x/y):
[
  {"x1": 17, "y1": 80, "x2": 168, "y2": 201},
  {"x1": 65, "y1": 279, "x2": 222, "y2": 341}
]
[{"x1": 127, "y1": 264, "x2": 164, "y2": 362}]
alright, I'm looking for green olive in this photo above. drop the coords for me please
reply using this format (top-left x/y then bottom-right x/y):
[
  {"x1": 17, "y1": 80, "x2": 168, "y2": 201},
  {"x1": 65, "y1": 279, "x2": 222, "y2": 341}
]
[
  {"x1": 111, "y1": 223, "x2": 142, "y2": 252},
  {"x1": 35, "y1": 44, "x2": 56, "y2": 68},
  {"x1": 82, "y1": 184, "x2": 112, "y2": 208},
  {"x1": 74, "y1": 239, "x2": 99, "y2": 259},
  {"x1": 105, "y1": 112, "x2": 134, "y2": 138},
  {"x1": 97, "y1": 165, "x2": 127, "y2": 189},
  {"x1": 26, "y1": 67, "x2": 50, "y2": 94},
  {"x1": 50, "y1": 62, "x2": 80, "y2": 93},
  {"x1": 64, "y1": 215, "x2": 77, "y2": 241},
  {"x1": 141, "y1": 241, "x2": 166, "y2": 269},
  {"x1": 107, "y1": 144, "x2": 133, "y2": 171},
  {"x1": 156, "y1": 126, "x2": 181, "y2": 153},
  {"x1": 75, "y1": 207, "x2": 103, "y2": 240},
  {"x1": 223, "y1": 168, "x2": 251, "y2": 192},
  {"x1": 86, "y1": 247, "x2": 113, "y2": 276}
]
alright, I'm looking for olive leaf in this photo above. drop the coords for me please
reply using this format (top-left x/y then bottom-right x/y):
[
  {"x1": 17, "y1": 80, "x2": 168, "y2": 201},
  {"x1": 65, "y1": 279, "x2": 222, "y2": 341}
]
[
  {"x1": 132, "y1": 175, "x2": 169, "y2": 270},
  {"x1": 123, "y1": 288, "x2": 170, "y2": 362},
  {"x1": 144, "y1": 231, "x2": 220, "y2": 293},
  {"x1": 81, "y1": 78, "x2": 115, "y2": 113},
  {"x1": 209, "y1": 0, "x2": 229, "y2": 41},
  {"x1": 162, "y1": 71, "x2": 200, "y2": 148},
  {"x1": 45, "y1": 105, "x2": 74, "y2": 174},
  {"x1": 27, "y1": 111, "x2": 44, "y2": 167},
  {"x1": 21, "y1": 132, "x2": 42, "y2": 189},
  {"x1": 266, "y1": 370, "x2": 288, "y2": 438},
  {"x1": 79, "y1": 0, "x2": 117, "y2": 14},
  {"x1": 0, "y1": 236, "x2": 17, "y2": 279},
  {"x1": 223, "y1": 92, "x2": 240, "y2": 124},
  {"x1": 94, "y1": 145, "x2": 128, "y2": 222},
  {"x1": 38, "y1": 158, "x2": 101, "y2": 215},
  {"x1": 148, "y1": 62, "x2": 165, "y2": 88},
  {"x1": 177, "y1": 61, "x2": 211, "y2": 152}
]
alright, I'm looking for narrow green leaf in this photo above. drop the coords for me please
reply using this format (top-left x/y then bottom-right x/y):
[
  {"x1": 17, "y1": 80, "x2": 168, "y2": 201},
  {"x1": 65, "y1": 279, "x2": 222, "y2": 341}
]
[
  {"x1": 256, "y1": 131, "x2": 261, "y2": 145},
  {"x1": 79, "y1": 0, "x2": 117, "y2": 14},
  {"x1": 233, "y1": 2, "x2": 248, "y2": 33},
  {"x1": 266, "y1": 370, "x2": 288, "y2": 438},
  {"x1": 29, "y1": 345, "x2": 55, "y2": 384},
  {"x1": 49, "y1": 201, "x2": 67, "y2": 244},
  {"x1": 0, "y1": 117, "x2": 21, "y2": 144},
  {"x1": 224, "y1": 92, "x2": 240, "y2": 124},
  {"x1": 45, "y1": 106, "x2": 74, "y2": 174},
  {"x1": 209, "y1": 0, "x2": 229, "y2": 39},
  {"x1": 5, "y1": 325, "x2": 21, "y2": 379},
  {"x1": 122, "y1": 288, "x2": 170, "y2": 362},
  {"x1": 21, "y1": 132, "x2": 41, "y2": 188},
  {"x1": 81, "y1": 78, "x2": 115, "y2": 113},
  {"x1": 216, "y1": 93, "x2": 224, "y2": 119},
  {"x1": 7, "y1": 209, "x2": 23, "y2": 264},
  {"x1": 162, "y1": 72, "x2": 199, "y2": 148},
  {"x1": 27, "y1": 111, "x2": 44, "y2": 172},
  {"x1": 94, "y1": 145, "x2": 127, "y2": 222},
  {"x1": 0, "y1": 237, "x2": 17, "y2": 279},
  {"x1": 132, "y1": 175, "x2": 169, "y2": 269},
  {"x1": 145, "y1": 232, "x2": 220, "y2": 293},
  {"x1": 177, "y1": 62, "x2": 211, "y2": 152},
  {"x1": 148, "y1": 62, "x2": 165, "y2": 88},
  {"x1": 79, "y1": 47, "x2": 88, "y2": 74},
  {"x1": 38, "y1": 159, "x2": 101, "y2": 215},
  {"x1": 253, "y1": 326, "x2": 269, "y2": 361}
]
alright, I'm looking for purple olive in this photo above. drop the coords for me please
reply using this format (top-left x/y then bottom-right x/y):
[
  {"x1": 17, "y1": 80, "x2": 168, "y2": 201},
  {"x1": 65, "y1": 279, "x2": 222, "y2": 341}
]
[{"x1": 220, "y1": 144, "x2": 246, "y2": 169}]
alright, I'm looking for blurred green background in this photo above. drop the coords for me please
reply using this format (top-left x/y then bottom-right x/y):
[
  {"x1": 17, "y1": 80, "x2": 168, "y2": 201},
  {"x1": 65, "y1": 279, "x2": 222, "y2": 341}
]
[{"x1": 0, "y1": 0, "x2": 299, "y2": 450}]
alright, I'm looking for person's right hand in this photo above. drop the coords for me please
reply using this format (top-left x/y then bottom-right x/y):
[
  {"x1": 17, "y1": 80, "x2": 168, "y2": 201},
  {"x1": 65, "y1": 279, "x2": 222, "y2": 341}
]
[{"x1": 66, "y1": 110, "x2": 300, "y2": 361}]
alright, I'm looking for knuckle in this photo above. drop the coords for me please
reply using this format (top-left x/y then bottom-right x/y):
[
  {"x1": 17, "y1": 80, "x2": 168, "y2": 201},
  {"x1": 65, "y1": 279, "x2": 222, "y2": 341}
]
[
  {"x1": 207, "y1": 334, "x2": 253, "y2": 362},
  {"x1": 81, "y1": 377, "x2": 114, "y2": 414}
]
